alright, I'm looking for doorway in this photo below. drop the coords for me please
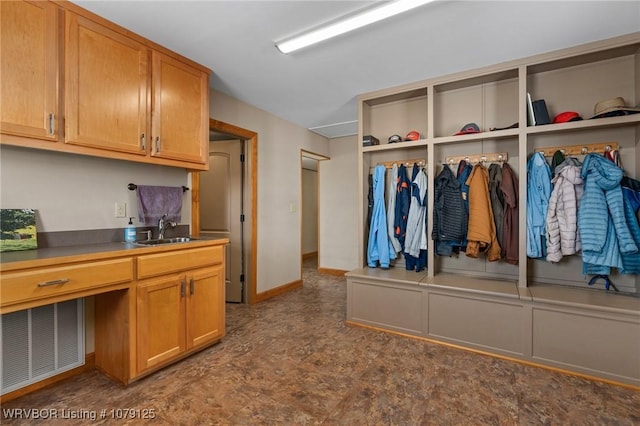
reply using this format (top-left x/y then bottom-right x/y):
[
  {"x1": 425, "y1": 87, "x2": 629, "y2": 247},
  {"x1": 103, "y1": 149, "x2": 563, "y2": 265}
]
[
  {"x1": 300, "y1": 150, "x2": 329, "y2": 273},
  {"x1": 191, "y1": 119, "x2": 258, "y2": 304}
]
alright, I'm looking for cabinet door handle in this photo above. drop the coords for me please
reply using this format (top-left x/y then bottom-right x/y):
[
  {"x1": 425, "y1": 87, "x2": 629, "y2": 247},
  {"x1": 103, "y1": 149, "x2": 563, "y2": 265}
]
[
  {"x1": 190, "y1": 278, "x2": 194, "y2": 295},
  {"x1": 38, "y1": 278, "x2": 69, "y2": 287},
  {"x1": 141, "y1": 133, "x2": 146, "y2": 150},
  {"x1": 180, "y1": 279, "x2": 186, "y2": 297},
  {"x1": 48, "y1": 113, "x2": 55, "y2": 136},
  {"x1": 155, "y1": 136, "x2": 160, "y2": 153}
]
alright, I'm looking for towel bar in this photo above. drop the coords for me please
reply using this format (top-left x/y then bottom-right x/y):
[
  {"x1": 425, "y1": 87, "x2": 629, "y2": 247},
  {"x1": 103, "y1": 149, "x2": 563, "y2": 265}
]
[{"x1": 128, "y1": 183, "x2": 189, "y2": 192}]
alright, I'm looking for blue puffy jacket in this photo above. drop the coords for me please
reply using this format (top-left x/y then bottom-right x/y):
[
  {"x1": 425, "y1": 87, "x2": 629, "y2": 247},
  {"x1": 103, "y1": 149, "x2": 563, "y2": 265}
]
[{"x1": 578, "y1": 153, "x2": 637, "y2": 274}]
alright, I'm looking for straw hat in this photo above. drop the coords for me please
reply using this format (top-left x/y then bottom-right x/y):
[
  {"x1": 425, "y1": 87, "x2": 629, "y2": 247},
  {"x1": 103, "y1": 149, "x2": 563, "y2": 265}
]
[{"x1": 591, "y1": 97, "x2": 640, "y2": 119}]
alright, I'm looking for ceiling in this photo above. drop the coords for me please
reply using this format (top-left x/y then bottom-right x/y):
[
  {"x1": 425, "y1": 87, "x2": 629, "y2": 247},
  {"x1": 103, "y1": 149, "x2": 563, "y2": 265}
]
[{"x1": 71, "y1": 1, "x2": 640, "y2": 139}]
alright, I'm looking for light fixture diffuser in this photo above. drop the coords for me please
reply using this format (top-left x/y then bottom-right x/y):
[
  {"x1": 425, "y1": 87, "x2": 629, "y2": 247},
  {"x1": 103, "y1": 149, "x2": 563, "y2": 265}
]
[{"x1": 275, "y1": 0, "x2": 434, "y2": 54}]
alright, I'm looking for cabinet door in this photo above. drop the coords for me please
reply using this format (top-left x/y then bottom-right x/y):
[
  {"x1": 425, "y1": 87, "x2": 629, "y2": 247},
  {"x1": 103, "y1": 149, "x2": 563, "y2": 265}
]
[
  {"x1": 0, "y1": 1, "x2": 59, "y2": 141},
  {"x1": 65, "y1": 11, "x2": 149, "y2": 155},
  {"x1": 186, "y1": 266, "x2": 224, "y2": 349},
  {"x1": 151, "y1": 51, "x2": 208, "y2": 164},
  {"x1": 136, "y1": 275, "x2": 186, "y2": 372}
]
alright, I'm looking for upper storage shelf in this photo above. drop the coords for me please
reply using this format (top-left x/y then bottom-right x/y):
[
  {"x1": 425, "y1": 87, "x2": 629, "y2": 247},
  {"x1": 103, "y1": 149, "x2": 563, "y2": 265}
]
[
  {"x1": 433, "y1": 68, "x2": 519, "y2": 139},
  {"x1": 526, "y1": 40, "x2": 640, "y2": 129},
  {"x1": 360, "y1": 86, "x2": 428, "y2": 149}
]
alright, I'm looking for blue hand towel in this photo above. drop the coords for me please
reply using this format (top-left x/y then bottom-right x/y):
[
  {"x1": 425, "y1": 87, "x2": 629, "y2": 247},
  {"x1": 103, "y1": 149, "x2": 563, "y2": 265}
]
[{"x1": 137, "y1": 185, "x2": 183, "y2": 226}]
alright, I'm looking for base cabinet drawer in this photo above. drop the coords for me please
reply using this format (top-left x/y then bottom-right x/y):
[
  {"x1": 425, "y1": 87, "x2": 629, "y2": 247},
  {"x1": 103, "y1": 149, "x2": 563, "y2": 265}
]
[
  {"x1": 427, "y1": 292, "x2": 525, "y2": 356},
  {"x1": 532, "y1": 307, "x2": 640, "y2": 382},
  {"x1": 137, "y1": 246, "x2": 223, "y2": 279},
  {"x1": 1, "y1": 258, "x2": 133, "y2": 310}
]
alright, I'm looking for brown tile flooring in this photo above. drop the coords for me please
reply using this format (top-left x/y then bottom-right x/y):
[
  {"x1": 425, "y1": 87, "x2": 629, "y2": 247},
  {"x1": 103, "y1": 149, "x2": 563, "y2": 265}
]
[{"x1": 2, "y1": 257, "x2": 639, "y2": 425}]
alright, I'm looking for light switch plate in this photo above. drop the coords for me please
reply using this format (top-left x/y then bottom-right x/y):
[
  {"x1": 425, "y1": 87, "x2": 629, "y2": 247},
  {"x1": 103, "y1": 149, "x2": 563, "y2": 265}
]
[{"x1": 115, "y1": 202, "x2": 126, "y2": 218}]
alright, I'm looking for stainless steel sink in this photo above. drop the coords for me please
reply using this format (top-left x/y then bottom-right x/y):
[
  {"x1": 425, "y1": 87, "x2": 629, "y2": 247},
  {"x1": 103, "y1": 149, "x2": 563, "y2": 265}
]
[{"x1": 133, "y1": 237, "x2": 199, "y2": 246}]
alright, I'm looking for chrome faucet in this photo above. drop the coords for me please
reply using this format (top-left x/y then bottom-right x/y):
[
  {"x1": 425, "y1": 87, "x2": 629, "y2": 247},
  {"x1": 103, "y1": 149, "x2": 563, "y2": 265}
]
[{"x1": 158, "y1": 214, "x2": 177, "y2": 239}]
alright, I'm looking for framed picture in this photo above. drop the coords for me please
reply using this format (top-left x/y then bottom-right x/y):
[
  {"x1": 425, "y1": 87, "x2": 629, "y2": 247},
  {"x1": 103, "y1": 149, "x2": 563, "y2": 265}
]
[{"x1": 0, "y1": 209, "x2": 38, "y2": 252}]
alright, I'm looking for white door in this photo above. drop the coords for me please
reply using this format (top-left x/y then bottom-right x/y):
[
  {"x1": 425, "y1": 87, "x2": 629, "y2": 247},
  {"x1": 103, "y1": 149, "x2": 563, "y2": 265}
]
[{"x1": 200, "y1": 140, "x2": 244, "y2": 302}]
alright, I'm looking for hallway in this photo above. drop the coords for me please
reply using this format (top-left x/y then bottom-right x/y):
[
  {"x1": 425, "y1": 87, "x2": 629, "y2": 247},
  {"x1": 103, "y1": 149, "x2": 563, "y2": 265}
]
[{"x1": 2, "y1": 257, "x2": 639, "y2": 424}]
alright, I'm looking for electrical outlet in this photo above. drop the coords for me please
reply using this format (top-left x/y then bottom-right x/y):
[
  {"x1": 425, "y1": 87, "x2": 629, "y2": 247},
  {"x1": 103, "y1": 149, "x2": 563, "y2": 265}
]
[{"x1": 114, "y1": 202, "x2": 126, "y2": 218}]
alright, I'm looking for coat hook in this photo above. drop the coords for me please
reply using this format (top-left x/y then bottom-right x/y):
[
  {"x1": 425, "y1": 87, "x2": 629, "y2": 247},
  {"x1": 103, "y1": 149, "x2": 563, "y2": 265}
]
[
  {"x1": 581, "y1": 147, "x2": 588, "y2": 154},
  {"x1": 605, "y1": 145, "x2": 612, "y2": 152}
]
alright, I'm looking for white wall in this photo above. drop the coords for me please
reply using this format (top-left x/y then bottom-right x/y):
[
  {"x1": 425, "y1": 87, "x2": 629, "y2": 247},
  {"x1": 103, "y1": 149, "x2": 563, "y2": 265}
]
[
  {"x1": 210, "y1": 89, "x2": 330, "y2": 293},
  {"x1": 0, "y1": 146, "x2": 191, "y2": 354},
  {"x1": 0, "y1": 146, "x2": 190, "y2": 232},
  {"x1": 319, "y1": 135, "x2": 360, "y2": 271}
]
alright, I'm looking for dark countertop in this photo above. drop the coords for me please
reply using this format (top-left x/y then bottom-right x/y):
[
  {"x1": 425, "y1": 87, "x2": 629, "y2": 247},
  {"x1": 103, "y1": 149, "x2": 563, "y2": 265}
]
[{"x1": 0, "y1": 237, "x2": 229, "y2": 271}]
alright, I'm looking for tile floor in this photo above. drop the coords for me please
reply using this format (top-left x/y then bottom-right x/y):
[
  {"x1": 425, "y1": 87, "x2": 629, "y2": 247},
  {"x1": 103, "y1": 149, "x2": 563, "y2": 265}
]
[{"x1": 2, "y1": 257, "x2": 639, "y2": 425}]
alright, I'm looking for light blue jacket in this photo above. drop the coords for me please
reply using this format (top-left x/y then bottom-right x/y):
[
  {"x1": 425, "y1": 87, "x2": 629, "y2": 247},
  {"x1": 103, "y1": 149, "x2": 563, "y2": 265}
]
[
  {"x1": 526, "y1": 152, "x2": 551, "y2": 258},
  {"x1": 578, "y1": 154, "x2": 637, "y2": 274},
  {"x1": 368, "y1": 165, "x2": 396, "y2": 268}
]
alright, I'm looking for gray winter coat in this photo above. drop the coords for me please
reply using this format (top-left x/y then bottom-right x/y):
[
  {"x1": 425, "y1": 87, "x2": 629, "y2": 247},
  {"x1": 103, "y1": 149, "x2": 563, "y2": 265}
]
[{"x1": 546, "y1": 158, "x2": 583, "y2": 262}]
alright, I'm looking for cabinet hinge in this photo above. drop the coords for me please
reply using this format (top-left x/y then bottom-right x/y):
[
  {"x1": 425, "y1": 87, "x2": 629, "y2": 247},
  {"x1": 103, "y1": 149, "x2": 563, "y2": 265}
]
[
  {"x1": 240, "y1": 154, "x2": 245, "y2": 163},
  {"x1": 240, "y1": 274, "x2": 245, "y2": 283},
  {"x1": 240, "y1": 214, "x2": 245, "y2": 222}
]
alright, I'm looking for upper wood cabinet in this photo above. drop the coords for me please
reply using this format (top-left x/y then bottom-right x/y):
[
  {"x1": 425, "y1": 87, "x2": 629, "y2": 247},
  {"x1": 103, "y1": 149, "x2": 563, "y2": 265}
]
[
  {"x1": 151, "y1": 51, "x2": 209, "y2": 164},
  {"x1": 0, "y1": 1, "x2": 59, "y2": 141},
  {"x1": 1, "y1": 1, "x2": 210, "y2": 170},
  {"x1": 64, "y1": 11, "x2": 149, "y2": 156}
]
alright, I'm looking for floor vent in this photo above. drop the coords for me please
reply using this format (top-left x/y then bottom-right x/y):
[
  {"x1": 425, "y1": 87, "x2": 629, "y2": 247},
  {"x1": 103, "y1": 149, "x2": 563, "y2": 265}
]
[{"x1": 1, "y1": 299, "x2": 84, "y2": 395}]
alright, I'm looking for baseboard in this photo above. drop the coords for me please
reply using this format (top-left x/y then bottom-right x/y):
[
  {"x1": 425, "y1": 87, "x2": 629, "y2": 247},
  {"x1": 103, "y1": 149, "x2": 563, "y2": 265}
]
[
  {"x1": 254, "y1": 279, "x2": 303, "y2": 303},
  {"x1": 317, "y1": 267, "x2": 347, "y2": 276},
  {"x1": 302, "y1": 251, "x2": 318, "y2": 260},
  {"x1": 0, "y1": 353, "x2": 96, "y2": 403}
]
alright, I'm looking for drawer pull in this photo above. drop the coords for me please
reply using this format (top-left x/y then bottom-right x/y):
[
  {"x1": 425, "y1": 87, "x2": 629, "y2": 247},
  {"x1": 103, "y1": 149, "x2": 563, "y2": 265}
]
[
  {"x1": 180, "y1": 279, "x2": 186, "y2": 297},
  {"x1": 38, "y1": 278, "x2": 70, "y2": 287},
  {"x1": 190, "y1": 278, "x2": 195, "y2": 295}
]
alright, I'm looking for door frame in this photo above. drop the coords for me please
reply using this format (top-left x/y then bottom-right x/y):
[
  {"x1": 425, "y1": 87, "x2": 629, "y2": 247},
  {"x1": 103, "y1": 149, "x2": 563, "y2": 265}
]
[
  {"x1": 300, "y1": 149, "x2": 329, "y2": 276},
  {"x1": 192, "y1": 119, "x2": 258, "y2": 304}
]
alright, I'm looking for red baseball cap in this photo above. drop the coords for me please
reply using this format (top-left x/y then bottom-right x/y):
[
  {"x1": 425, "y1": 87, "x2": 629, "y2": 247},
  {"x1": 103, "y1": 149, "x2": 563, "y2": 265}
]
[
  {"x1": 404, "y1": 130, "x2": 420, "y2": 141},
  {"x1": 552, "y1": 111, "x2": 583, "y2": 123}
]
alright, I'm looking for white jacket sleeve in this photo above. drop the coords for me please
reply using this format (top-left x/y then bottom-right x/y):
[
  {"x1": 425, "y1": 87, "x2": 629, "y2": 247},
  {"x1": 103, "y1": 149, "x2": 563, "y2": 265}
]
[{"x1": 546, "y1": 178, "x2": 562, "y2": 262}]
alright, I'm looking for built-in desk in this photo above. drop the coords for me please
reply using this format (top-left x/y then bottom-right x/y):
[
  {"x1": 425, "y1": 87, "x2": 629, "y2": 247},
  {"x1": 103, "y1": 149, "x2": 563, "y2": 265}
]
[{"x1": 0, "y1": 238, "x2": 229, "y2": 400}]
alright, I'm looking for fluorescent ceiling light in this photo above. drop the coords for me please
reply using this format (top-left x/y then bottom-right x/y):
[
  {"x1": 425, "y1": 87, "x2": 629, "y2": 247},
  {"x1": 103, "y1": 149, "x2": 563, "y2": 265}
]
[{"x1": 275, "y1": 0, "x2": 434, "y2": 54}]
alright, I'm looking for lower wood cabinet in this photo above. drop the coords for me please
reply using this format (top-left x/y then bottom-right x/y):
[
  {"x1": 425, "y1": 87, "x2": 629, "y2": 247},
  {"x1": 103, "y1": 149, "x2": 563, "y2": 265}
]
[
  {"x1": 136, "y1": 274, "x2": 186, "y2": 371},
  {"x1": 92, "y1": 243, "x2": 227, "y2": 385},
  {"x1": 136, "y1": 265, "x2": 224, "y2": 373}
]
